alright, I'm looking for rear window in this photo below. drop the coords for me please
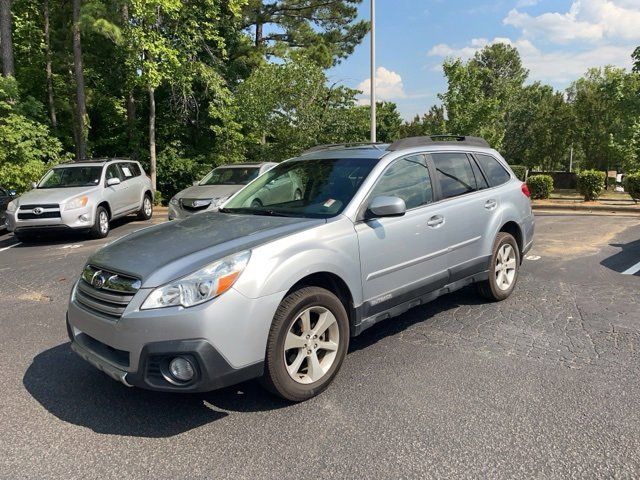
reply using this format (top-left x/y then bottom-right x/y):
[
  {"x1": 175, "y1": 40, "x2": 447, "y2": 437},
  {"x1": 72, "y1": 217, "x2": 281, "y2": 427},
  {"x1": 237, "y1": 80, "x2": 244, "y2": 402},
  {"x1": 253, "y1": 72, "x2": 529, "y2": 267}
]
[
  {"x1": 431, "y1": 152, "x2": 477, "y2": 199},
  {"x1": 475, "y1": 154, "x2": 511, "y2": 187}
]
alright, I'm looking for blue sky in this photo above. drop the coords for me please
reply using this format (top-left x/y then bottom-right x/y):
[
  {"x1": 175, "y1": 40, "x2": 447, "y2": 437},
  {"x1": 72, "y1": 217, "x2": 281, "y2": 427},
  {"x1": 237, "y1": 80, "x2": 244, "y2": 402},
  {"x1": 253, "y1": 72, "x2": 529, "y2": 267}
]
[{"x1": 327, "y1": 0, "x2": 640, "y2": 120}]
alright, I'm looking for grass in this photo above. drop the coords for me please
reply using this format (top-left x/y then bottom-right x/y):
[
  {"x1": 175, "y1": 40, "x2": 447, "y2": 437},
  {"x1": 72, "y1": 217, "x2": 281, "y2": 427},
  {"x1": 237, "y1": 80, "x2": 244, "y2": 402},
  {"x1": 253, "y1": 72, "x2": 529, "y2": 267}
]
[{"x1": 550, "y1": 189, "x2": 634, "y2": 202}]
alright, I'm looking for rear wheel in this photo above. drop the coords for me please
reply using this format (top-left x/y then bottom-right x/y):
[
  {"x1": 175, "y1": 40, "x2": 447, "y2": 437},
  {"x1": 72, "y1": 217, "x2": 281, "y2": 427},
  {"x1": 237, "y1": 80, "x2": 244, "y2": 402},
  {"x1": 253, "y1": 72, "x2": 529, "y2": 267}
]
[
  {"x1": 477, "y1": 232, "x2": 520, "y2": 301},
  {"x1": 262, "y1": 286, "x2": 349, "y2": 402},
  {"x1": 90, "y1": 206, "x2": 110, "y2": 239},
  {"x1": 137, "y1": 194, "x2": 153, "y2": 220},
  {"x1": 251, "y1": 199, "x2": 263, "y2": 208}
]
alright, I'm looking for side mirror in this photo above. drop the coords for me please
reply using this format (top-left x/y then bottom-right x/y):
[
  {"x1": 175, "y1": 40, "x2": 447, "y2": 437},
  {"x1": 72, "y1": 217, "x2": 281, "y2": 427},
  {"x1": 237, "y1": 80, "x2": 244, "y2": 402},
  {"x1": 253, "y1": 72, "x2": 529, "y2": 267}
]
[
  {"x1": 193, "y1": 180, "x2": 200, "y2": 186},
  {"x1": 367, "y1": 196, "x2": 406, "y2": 218},
  {"x1": 31, "y1": 182, "x2": 38, "y2": 189},
  {"x1": 106, "y1": 177, "x2": 121, "y2": 187}
]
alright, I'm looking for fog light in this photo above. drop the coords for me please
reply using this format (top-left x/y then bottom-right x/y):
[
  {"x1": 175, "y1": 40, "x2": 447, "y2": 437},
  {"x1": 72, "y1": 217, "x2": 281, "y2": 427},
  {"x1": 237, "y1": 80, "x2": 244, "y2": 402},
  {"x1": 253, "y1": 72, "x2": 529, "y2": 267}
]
[
  {"x1": 79, "y1": 214, "x2": 89, "y2": 222},
  {"x1": 168, "y1": 357, "x2": 194, "y2": 382}
]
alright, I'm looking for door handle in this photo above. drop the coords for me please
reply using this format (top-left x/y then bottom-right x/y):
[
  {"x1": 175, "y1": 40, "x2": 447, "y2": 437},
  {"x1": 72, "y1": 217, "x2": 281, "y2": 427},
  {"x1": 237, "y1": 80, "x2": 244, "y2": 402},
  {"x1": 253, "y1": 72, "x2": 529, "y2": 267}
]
[
  {"x1": 427, "y1": 215, "x2": 445, "y2": 228},
  {"x1": 485, "y1": 199, "x2": 497, "y2": 210}
]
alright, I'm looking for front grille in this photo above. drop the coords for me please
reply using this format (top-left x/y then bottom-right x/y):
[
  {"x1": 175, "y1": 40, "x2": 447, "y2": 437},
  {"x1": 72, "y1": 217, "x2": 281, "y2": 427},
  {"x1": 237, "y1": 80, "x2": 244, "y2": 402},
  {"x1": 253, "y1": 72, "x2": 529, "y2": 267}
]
[
  {"x1": 180, "y1": 198, "x2": 211, "y2": 212},
  {"x1": 20, "y1": 203, "x2": 59, "y2": 209},
  {"x1": 18, "y1": 211, "x2": 61, "y2": 219},
  {"x1": 75, "y1": 265, "x2": 140, "y2": 320}
]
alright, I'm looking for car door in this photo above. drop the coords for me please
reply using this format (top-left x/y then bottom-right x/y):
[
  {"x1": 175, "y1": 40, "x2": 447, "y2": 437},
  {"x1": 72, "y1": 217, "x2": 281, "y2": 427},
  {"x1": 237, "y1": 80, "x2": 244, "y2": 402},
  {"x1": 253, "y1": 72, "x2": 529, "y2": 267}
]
[
  {"x1": 104, "y1": 163, "x2": 128, "y2": 216},
  {"x1": 354, "y1": 154, "x2": 451, "y2": 319},
  {"x1": 427, "y1": 152, "x2": 500, "y2": 281},
  {"x1": 118, "y1": 162, "x2": 142, "y2": 210}
]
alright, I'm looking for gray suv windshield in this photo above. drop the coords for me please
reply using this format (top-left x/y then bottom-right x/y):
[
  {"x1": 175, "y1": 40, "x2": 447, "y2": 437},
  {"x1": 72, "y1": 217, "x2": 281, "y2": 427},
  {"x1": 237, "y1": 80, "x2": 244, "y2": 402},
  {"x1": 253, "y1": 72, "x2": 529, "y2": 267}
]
[
  {"x1": 223, "y1": 158, "x2": 377, "y2": 218},
  {"x1": 39, "y1": 166, "x2": 103, "y2": 188},
  {"x1": 200, "y1": 167, "x2": 260, "y2": 186}
]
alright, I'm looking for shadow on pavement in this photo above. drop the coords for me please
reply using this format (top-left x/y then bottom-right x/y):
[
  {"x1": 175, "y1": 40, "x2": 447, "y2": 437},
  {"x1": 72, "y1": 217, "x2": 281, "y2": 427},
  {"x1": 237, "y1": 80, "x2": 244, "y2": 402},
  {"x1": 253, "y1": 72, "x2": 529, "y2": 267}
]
[
  {"x1": 23, "y1": 343, "x2": 290, "y2": 438},
  {"x1": 600, "y1": 238, "x2": 640, "y2": 273}
]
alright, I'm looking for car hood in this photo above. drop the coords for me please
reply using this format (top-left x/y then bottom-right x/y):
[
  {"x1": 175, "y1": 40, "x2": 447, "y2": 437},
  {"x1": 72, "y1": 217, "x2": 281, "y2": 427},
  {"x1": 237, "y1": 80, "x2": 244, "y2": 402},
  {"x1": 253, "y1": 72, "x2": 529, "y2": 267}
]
[
  {"x1": 15, "y1": 187, "x2": 98, "y2": 206},
  {"x1": 176, "y1": 185, "x2": 243, "y2": 200},
  {"x1": 88, "y1": 212, "x2": 325, "y2": 287}
]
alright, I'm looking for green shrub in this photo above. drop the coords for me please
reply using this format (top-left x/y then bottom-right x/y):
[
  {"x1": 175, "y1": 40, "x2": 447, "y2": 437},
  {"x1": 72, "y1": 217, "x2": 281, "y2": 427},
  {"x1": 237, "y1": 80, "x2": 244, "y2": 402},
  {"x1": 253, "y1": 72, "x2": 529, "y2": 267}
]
[
  {"x1": 526, "y1": 174, "x2": 553, "y2": 199},
  {"x1": 577, "y1": 169, "x2": 605, "y2": 201},
  {"x1": 624, "y1": 172, "x2": 640, "y2": 202},
  {"x1": 509, "y1": 165, "x2": 528, "y2": 181}
]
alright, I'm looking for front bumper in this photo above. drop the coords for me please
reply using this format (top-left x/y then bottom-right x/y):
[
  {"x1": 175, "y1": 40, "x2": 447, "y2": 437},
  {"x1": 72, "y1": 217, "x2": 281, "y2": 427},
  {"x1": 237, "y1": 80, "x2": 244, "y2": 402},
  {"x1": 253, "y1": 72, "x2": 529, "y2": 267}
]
[
  {"x1": 167, "y1": 202, "x2": 221, "y2": 221},
  {"x1": 6, "y1": 205, "x2": 95, "y2": 233},
  {"x1": 66, "y1": 282, "x2": 284, "y2": 392}
]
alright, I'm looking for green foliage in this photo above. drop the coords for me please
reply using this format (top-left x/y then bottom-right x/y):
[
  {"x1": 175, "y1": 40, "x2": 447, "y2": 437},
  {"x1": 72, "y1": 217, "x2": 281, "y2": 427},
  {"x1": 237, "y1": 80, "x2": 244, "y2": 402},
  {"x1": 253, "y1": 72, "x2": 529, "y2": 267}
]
[
  {"x1": 624, "y1": 172, "x2": 640, "y2": 201},
  {"x1": 0, "y1": 77, "x2": 71, "y2": 193},
  {"x1": 509, "y1": 165, "x2": 528, "y2": 181},
  {"x1": 577, "y1": 169, "x2": 606, "y2": 201},
  {"x1": 155, "y1": 143, "x2": 214, "y2": 201},
  {"x1": 526, "y1": 174, "x2": 553, "y2": 199}
]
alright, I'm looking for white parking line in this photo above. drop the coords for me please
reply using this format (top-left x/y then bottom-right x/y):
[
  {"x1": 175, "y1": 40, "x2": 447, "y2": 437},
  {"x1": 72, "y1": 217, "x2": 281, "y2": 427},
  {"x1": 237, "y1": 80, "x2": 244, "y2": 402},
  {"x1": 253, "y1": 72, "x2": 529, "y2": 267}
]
[
  {"x1": 0, "y1": 242, "x2": 21, "y2": 252},
  {"x1": 621, "y1": 259, "x2": 640, "y2": 275}
]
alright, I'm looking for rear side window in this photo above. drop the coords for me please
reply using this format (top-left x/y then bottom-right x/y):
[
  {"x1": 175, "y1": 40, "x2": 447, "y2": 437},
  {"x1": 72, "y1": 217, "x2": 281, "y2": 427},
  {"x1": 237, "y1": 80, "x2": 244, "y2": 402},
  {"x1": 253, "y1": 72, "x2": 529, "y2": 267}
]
[
  {"x1": 119, "y1": 163, "x2": 135, "y2": 179},
  {"x1": 470, "y1": 158, "x2": 488, "y2": 189},
  {"x1": 431, "y1": 152, "x2": 477, "y2": 199},
  {"x1": 475, "y1": 154, "x2": 511, "y2": 187},
  {"x1": 370, "y1": 155, "x2": 433, "y2": 209},
  {"x1": 127, "y1": 163, "x2": 141, "y2": 177}
]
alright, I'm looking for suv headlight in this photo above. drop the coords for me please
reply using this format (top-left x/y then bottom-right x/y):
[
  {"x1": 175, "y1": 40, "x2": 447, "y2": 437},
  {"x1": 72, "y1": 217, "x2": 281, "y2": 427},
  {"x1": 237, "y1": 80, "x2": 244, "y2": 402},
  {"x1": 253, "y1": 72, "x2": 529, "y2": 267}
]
[
  {"x1": 169, "y1": 196, "x2": 179, "y2": 206},
  {"x1": 6, "y1": 200, "x2": 17, "y2": 213},
  {"x1": 141, "y1": 250, "x2": 251, "y2": 310},
  {"x1": 63, "y1": 195, "x2": 88, "y2": 211}
]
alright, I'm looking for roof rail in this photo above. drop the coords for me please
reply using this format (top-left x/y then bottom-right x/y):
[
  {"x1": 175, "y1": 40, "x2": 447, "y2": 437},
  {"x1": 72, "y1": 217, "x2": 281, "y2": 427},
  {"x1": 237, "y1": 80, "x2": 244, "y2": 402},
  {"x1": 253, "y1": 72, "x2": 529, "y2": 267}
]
[
  {"x1": 302, "y1": 142, "x2": 386, "y2": 154},
  {"x1": 387, "y1": 135, "x2": 490, "y2": 151},
  {"x1": 71, "y1": 157, "x2": 132, "y2": 164}
]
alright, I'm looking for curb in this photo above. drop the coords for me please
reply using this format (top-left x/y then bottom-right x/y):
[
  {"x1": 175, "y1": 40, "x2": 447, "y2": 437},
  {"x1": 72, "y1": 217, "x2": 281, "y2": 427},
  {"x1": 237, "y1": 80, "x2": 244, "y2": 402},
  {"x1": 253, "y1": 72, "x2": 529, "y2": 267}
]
[{"x1": 532, "y1": 203, "x2": 639, "y2": 214}]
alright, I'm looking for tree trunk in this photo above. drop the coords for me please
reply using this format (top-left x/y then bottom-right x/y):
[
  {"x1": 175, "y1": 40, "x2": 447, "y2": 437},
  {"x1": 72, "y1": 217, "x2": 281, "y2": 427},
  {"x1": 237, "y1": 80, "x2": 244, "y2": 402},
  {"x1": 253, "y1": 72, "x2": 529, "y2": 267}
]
[
  {"x1": 0, "y1": 0, "x2": 15, "y2": 77},
  {"x1": 148, "y1": 85, "x2": 156, "y2": 191},
  {"x1": 72, "y1": 0, "x2": 87, "y2": 160},
  {"x1": 121, "y1": 3, "x2": 136, "y2": 157},
  {"x1": 43, "y1": 0, "x2": 56, "y2": 128},
  {"x1": 255, "y1": 21, "x2": 262, "y2": 47}
]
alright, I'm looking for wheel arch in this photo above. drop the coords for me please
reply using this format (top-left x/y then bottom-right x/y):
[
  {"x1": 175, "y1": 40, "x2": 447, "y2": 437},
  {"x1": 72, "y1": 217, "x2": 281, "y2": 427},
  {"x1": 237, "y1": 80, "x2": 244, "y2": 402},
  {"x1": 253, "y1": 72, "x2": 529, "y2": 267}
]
[
  {"x1": 96, "y1": 201, "x2": 111, "y2": 219},
  {"x1": 285, "y1": 271, "x2": 357, "y2": 336},
  {"x1": 498, "y1": 220, "x2": 523, "y2": 258}
]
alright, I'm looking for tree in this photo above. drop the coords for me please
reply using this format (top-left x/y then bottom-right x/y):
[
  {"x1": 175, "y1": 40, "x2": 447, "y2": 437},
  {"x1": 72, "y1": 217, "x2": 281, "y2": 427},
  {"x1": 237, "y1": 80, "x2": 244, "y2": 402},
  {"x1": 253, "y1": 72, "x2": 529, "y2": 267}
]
[
  {"x1": 0, "y1": 0, "x2": 14, "y2": 76},
  {"x1": 241, "y1": 0, "x2": 368, "y2": 68},
  {"x1": 633, "y1": 46, "x2": 640, "y2": 73},
  {"x1": 399, "y1": 105, "x2": 447, "y2": 138}
]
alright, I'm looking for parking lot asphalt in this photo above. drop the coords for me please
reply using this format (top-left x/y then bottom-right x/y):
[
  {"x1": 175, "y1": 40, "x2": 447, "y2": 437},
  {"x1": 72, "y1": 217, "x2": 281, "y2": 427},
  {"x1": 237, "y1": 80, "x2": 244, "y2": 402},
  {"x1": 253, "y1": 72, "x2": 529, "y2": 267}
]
[{"x1": 1, "y1": 212, "x2": 640, "y2": 479}]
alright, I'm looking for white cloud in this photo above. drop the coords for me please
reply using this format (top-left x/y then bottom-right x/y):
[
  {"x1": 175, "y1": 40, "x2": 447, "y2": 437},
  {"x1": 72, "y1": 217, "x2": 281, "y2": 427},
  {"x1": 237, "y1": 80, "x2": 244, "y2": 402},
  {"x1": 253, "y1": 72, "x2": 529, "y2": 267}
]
[
  {"x1": 427, "y1": 36, "x2": 633, "y2": 84},
  {"x1": 516, "y1": 0, "x2": 539, "y2": 7},
  {"x1": 357, "y1": 66, "x2": 407, "y2": 101},
  {"x1": 504, "y1": 0, "x2": 640, "y2": 43}
]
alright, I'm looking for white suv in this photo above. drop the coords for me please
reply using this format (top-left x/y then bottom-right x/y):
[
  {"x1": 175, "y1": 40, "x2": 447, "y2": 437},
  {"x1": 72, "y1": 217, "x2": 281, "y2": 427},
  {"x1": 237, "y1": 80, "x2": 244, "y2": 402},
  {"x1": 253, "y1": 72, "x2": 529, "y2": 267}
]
[{"x1": 6, "y1": 159, "x2": 153, "y2": 241}]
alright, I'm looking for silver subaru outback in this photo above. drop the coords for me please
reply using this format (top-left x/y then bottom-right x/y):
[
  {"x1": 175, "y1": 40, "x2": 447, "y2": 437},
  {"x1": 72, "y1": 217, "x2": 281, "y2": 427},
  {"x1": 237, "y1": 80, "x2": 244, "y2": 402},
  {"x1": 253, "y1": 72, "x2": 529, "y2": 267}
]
[
  {"x1": 67, "y1": 136, "x2": 534, "y2": 402},
  {"x1": 6, "y1": 159, "x2": 153, "y2": 241}
]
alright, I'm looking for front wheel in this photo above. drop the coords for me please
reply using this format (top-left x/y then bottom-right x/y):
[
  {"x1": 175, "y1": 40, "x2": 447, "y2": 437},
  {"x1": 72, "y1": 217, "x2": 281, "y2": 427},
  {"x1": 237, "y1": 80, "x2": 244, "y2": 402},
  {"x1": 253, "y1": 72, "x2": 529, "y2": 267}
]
[
  {"x1": 477, "y1": 232, "x2": 520, "y2": 301},
  {"x1": 262, "y1": 286, "x2": 349, "y2": 402},
  {"x1": 90, "y1": 206, "x2": 110, "y2": 239}
]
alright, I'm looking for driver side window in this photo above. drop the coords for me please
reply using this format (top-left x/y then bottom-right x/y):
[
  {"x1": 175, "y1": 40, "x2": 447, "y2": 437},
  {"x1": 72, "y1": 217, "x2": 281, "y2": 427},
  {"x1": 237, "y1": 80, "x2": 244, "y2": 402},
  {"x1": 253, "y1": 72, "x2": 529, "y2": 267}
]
[
  {"x1": 370, "y1": 155, "x2": 433, "y2": 210},
  {"x1": 105, "y1": 164, "x2": 122, "y2": 181}
]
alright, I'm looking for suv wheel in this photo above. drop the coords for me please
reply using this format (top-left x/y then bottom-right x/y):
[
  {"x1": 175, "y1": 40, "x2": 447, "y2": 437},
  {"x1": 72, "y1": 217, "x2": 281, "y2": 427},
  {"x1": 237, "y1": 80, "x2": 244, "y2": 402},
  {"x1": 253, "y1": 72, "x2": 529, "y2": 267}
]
[
  {"x1": 90, "y1": 206, "x2": 110, "y2": 239},
  {"x1": 477, "y1": 232, "x2": 520, "y2": 301},
  {"x1": 262, "y1": 286, "x2": 349, "y2": 402},
  {"x1": 137, "y1": 194, "x2": 153, "y2": 220}
]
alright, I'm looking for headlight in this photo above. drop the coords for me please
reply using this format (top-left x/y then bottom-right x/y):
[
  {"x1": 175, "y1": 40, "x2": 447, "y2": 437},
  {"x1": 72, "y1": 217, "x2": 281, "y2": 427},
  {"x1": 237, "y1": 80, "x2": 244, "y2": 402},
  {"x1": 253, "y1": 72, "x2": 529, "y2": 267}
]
[
  {"x1": 63, "y1": 195, "x2": 88, "y2": 211},
  {"x1": 6, "y1": 200, "x2": 17, "y2": 213},
  {"x1": 141, "y1": 250, "x2": 251, "y2": 310},
  {"x1": 212, "y1": 196, "x2": 229, "y2": 207},
  {"x1": 170, "y1": 196, "x2": 179, "y2": 206}
]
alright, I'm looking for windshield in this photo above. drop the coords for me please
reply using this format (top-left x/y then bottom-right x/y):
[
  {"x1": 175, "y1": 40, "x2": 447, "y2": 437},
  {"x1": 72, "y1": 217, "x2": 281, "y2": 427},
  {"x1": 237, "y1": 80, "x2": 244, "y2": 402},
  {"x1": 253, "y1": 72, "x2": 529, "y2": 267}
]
[
  {"x1": 199, "y1": 167, "x2": 260, "y2": 186},
  {"x1": 38, "y1": 166, "x2": 103, "y2": 189},
  {"x1": 222, "y1": 158, "x2": 377, "y2": 218}
]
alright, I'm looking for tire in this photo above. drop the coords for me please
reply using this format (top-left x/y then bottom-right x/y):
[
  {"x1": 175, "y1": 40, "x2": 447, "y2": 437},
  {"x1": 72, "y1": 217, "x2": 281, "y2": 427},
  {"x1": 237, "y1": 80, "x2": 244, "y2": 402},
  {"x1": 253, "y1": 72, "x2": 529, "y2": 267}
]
[
  {"x1": 251, "y1": 199, "x2": 263, "y2": 208},
  {"x1": 90, "y1": 206, "x2": 110, "y2": 239},
  {"x1": 262, "y1": 286, "x2": 349, "y2": 402},
  {"x1": 294, "y1": 189, "x2": 303, "y2": 200},
  {"x1": 477, "y1": 232, "x2": 520, "y2": 301},
  {"x1": 137, "y1": 193, "x2": 153, "y2": 220}
]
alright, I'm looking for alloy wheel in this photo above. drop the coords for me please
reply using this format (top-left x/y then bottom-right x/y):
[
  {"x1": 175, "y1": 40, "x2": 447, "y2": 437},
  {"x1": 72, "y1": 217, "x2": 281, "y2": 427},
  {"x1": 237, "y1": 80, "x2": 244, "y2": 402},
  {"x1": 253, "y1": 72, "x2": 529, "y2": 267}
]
[{"x1": 495, "y1": 244, "x2": 516, "y2": 291}]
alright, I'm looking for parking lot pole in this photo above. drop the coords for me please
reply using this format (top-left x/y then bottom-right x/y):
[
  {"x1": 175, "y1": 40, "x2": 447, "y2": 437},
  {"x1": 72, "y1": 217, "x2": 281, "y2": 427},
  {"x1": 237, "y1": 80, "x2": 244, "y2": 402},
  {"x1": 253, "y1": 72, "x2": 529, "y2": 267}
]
[{"x1": 370, "y1": 0, "x2": 376, "y2": 143}]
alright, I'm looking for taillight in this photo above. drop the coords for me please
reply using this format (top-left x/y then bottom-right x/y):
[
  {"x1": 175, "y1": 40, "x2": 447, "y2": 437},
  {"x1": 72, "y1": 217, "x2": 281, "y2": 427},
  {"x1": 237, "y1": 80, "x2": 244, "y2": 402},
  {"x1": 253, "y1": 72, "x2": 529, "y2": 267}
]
[{"x1": 521, "y1": 182, "x2": 531, "y2": 198}]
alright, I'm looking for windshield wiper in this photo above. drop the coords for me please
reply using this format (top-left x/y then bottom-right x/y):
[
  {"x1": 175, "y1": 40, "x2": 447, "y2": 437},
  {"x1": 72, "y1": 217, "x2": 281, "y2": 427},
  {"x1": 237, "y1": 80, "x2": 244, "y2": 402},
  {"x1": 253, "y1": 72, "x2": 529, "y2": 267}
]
[{"x1": 220, "y1": 207, "x2": 298, "y2": 217}]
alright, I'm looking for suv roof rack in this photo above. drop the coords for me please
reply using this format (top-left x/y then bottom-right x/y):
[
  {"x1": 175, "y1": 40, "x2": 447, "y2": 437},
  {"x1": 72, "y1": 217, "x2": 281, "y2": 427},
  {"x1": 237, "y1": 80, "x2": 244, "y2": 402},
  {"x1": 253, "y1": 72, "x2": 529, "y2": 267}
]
[
  {"x1": 302, "y1": 142, "x2": 386, "y2": 154},
  {"x1": 388, "y1": 135, "x2": 490, "y2": 151},
  {"x1": 70, "y1": 157, "x2": 132, "y2": 164}
]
